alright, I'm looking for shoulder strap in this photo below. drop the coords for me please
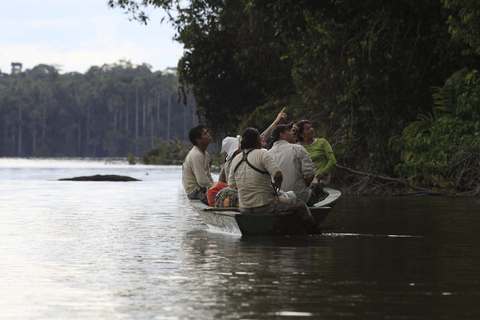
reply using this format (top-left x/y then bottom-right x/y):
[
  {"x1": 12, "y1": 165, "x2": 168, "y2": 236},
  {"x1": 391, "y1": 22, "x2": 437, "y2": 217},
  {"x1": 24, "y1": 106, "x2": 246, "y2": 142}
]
[{"x1": 233, "y1": 149, "x2": 269, "y2": 175}]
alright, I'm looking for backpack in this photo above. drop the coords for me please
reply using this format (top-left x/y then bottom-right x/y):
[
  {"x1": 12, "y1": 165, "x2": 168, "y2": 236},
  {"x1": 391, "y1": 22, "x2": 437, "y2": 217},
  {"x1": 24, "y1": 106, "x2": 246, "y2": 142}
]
[
  {"x1": 206, "y1": 181, "x2": 228, "y2": 207},
  {"x1": 214, "y1": 187, "x2": 239, "y2": 208}
]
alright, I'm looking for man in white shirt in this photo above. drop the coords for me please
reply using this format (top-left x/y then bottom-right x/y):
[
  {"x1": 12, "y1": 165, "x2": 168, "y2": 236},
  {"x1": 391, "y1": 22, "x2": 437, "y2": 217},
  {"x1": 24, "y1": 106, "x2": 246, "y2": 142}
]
[
  {"x1": 182, "y1": 125, "x2": 214, "y2": 203},
  {"x1": 268, "y1": 123, "x2": 319, "y2": 206}
]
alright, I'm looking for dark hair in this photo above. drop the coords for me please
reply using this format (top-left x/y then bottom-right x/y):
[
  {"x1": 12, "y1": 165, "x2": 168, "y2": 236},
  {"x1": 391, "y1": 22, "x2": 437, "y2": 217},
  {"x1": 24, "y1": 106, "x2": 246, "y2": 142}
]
[
  {"x1": 266, "y1": 137, "x2": 276, "y2": 150},
  {"x1": 240, "y1": 127, "x2": 260, "y2": 149},
  {"x1": 296, "y1": 120, "x2": 311, "y2": 142},
  {"x1": 188, "y1": 124, "x2": 206, "y2": 145}
]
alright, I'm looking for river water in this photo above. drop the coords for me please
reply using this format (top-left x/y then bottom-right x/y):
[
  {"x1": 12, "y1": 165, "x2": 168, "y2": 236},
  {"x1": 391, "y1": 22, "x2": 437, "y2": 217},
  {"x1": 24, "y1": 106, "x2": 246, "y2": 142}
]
[{"x1": 1, "y1": 158, "x2": 479, "y2": 320}]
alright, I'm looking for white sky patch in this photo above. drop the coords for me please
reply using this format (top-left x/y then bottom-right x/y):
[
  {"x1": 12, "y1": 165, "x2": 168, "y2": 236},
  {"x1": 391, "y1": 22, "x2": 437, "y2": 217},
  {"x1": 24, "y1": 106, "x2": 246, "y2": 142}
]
[{"x1": 0, "y1": 0, "x2": 183, "y2": 74}]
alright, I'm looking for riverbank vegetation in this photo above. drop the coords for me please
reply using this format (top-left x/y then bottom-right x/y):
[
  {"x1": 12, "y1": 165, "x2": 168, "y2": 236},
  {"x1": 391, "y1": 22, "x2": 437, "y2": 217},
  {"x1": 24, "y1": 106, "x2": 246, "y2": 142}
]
[{"x1": 110, "y1": 0, "x2": 480, "y2": 196}]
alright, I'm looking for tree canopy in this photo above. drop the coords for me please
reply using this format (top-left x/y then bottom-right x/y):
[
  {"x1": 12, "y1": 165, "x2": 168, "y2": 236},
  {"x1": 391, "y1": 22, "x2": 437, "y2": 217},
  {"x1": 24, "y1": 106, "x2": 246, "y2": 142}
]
[{"x1": 109, "y1": 0, "x2": 480, "y2": 195}]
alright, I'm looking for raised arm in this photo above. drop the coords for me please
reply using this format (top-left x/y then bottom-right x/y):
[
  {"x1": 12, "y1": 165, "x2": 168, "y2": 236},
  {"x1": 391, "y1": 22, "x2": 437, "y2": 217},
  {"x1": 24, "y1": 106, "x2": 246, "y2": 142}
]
[{"x1": 261, "y1": 107, "x2": 287, "y2": 143}]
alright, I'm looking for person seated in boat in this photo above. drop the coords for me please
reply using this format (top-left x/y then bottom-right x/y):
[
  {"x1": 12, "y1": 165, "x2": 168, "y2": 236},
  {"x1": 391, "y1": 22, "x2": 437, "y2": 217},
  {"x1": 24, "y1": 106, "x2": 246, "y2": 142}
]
[
  {"x1": 268, "y1": 122, "x2": 321, "y2": 206},
  {"x1": 218, "y1": 135, "x2": 242, "y2": 183},
  {"x1": 227, "y1": 127, "x2": 321, "y2": 235},
  {"x1": 211, "y1": 107, "x2": 289, "y2": 206},
  {"x1": 296, "y1": 120, "x2": 337, "y2": 190},
  {"x1": 182, "y1": 124, "x2": 214, "y2": 204}
]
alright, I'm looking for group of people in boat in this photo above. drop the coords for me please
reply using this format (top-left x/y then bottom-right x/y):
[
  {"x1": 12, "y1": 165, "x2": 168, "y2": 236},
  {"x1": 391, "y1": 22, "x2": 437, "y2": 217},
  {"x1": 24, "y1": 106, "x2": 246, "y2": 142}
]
[{"x1": 181, "y1": 108, "x2": 336, "y2": 235}]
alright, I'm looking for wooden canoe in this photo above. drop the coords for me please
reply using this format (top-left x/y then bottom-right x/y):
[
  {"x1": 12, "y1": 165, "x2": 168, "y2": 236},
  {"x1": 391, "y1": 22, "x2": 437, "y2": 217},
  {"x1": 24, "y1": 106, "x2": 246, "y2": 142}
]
[{"x1": 189, "y1": 187, "x2": 341, "y2": 236}]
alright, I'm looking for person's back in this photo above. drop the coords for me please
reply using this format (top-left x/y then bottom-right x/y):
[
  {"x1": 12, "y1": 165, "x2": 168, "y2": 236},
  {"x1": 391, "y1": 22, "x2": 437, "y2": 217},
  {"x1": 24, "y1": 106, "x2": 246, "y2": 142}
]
[
  {"x1": 228, "y1": 148, "x2": 280, "y2": 209},
  {"x1": 269, "y1": 140, "x2": 316, "y2": 204},
  {"x1": 268, "y1": 123, "x2": 317, "y2": 205},
  {"x1": 228, "y1": 127, "x2": 321, "y2": 234}
]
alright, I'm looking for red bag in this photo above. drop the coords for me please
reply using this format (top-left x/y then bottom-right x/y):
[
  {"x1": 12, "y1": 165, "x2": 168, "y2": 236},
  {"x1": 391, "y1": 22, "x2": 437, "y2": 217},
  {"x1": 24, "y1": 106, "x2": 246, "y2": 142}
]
[{"x1": 206, "y1": 181, "x2": 228, "y2": 207}]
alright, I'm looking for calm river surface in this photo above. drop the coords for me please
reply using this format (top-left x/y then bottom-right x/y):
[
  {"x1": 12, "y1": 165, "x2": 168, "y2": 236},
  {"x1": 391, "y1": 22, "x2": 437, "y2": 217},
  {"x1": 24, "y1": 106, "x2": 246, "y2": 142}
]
[{"x1": 1, "y1": 158, "x2": 479, "y2": 320}]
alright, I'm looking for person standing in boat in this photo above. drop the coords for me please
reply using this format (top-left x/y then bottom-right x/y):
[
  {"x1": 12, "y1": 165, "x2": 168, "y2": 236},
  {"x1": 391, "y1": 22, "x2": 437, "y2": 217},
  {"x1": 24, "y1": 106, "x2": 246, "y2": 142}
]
[
  {"x1": 296, "y1": 120, "x2": 337, "y2": 189},
  {"x1": 182, "y1": 124, "x2": 214, "y2": 204},
  {"x1": 268, "y1": 122, "x2": 321, "y2": 206},
  {"x1": 228, "y1": 127, "x2": 321, "y2": 235}
]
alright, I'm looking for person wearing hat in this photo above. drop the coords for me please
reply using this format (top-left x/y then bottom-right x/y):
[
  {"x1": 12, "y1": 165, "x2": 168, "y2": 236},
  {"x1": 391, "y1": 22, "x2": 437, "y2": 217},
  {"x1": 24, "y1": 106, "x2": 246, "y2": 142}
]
[
  {"x1": 268, "y1": 122, "x2": 320, "y2": 206},
  {"x1": 228, "y1": 127, "x2": 321, "y2": 234},
  {"x1": 206, "y1": 135, "x2": 242, "y2": 207},
  {"x1": 260, "y1": 107, "x2": 288, "y2": 148},
  {"x1": 218, "y1": 136, "x2": 242, "y2": 183}
]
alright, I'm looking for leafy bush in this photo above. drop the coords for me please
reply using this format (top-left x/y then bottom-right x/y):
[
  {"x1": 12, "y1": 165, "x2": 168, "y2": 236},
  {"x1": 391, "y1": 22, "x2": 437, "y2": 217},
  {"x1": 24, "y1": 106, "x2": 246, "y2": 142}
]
[
  {"x1": 391, "y1": 69, "x2": 480, "y2": 195},
  {"x1": 142, "y1": 138, "x2": 190, "y2": 165}
]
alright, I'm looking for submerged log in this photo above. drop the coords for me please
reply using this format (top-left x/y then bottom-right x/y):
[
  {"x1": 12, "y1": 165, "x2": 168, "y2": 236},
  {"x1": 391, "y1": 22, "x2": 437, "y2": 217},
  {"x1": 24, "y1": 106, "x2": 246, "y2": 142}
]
[
  {"x1": 59, "y1": 174, "x2": 141, "y2": 182},
  {"x1": 335, "y1": 165, "x2": 441, "y2": 196}
]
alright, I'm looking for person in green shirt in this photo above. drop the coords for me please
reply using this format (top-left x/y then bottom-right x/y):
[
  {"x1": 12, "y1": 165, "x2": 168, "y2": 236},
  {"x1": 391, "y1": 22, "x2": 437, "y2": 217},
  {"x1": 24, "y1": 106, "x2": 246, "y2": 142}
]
[{"x1": 296, "y1": 120, "x2": 337, "y2": 189}]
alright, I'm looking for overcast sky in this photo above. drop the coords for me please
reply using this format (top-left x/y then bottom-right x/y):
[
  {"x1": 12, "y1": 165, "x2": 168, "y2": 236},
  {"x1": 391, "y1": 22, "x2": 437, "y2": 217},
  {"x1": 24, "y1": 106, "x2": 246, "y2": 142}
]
[{"x1": 0, "y1": 0, "x2": 183, "y2": 74}]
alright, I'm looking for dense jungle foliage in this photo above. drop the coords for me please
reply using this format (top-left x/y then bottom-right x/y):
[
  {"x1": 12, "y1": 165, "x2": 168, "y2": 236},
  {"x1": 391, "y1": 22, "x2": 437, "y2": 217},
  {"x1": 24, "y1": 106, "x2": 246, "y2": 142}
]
[
  {"x1": 0, "y1": 60, "x2": 197, "y2": 158},
  {"x1": 110, "y1": 0, "x2": 480, "y2": 196}
]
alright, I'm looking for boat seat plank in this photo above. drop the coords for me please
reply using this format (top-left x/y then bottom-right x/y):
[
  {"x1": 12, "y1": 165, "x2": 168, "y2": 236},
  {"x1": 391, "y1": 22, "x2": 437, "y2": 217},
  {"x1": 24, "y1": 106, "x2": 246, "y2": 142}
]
[{"x1": 204, "y1": 207, "x2": 240, "y2": 212}]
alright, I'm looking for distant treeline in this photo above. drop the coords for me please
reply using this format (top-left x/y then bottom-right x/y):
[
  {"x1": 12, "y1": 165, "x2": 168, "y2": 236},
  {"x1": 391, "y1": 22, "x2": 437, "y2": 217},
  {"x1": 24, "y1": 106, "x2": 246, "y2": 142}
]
[{"x1": 0, "y1": 60, "x2": 197, "y2": 157}]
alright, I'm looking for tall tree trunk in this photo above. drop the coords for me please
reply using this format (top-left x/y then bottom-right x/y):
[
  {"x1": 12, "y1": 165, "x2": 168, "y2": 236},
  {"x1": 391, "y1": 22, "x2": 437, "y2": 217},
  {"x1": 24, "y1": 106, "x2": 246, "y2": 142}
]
[
  {"x1": 114, "y1": 112, "x2": 117, "y2": 134},
  {"x1": 86, "y1": 105, "x2": 90, "y2": 149},
  {"x1": 11, "y1": 127, "x2": 16, "y2": 155},
  {"x1": 32, "y1": 120, "x2": 37, "y2": 156},
  {"x1": 135, "y1": 87, "x2": 139, "y2": 154},
  {"x1": 42, "y1": 97, "x2": 47, "y2": 146},
  {"x1": 135, "y1": 88, "x2": 139, "y2": 140},
  {"x1": 183, "y1": 105, "x2": 187, "y2": 141},
  {"x1": 78, "y1": 119, "x2": 81, "y2": 154},
  {"x1": 167, "y1": 94, "x2": 171, "y2": 142},
  {"x1": 18, "y1": 103, "x2": 22, "y2": 157},
  {"x1": 150, "y1": 112, "x2": 154, "y2": 148},
  {"x1": 156, "y1": 93, "x2": 160, "y2": 122},
  {"x1": 125, "y1": 91, "x2": 129, "y2": 133},
  {"x1": 192, "y1": 104, "x2": 197, "y2": 127},
  {"x1": 142, "y1": 94, "x2": 147, "y2": 137}
]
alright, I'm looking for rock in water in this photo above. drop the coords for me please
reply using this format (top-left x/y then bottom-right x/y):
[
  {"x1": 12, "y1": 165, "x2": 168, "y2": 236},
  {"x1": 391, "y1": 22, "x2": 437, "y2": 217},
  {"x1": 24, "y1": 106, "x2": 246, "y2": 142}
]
[{"x1": 59, "y1": 174, "x2": 141, "y2": 181}]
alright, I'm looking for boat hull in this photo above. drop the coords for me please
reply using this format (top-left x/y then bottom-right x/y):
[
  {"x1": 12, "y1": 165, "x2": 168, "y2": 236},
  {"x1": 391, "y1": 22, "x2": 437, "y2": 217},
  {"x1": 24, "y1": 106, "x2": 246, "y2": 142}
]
[{"x1": 189, "y1": 187, "x2": 340, "y2": 236}]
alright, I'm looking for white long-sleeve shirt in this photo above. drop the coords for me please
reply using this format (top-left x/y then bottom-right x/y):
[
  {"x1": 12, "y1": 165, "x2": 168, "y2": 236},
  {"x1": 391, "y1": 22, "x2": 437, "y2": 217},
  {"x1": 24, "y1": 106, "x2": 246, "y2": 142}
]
[
  {"x1": 269, "y1": 140, "x2": 316, "y2": 203},
  {"x1": 182, "y1": 146, "x2": 214, "y2": 195}
]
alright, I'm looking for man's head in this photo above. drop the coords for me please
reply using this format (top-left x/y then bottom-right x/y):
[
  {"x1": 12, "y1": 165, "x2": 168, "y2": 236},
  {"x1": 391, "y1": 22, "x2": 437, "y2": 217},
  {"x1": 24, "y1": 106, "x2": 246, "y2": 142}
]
[
  {"x1": 240, "y1": 127, "x2": 261, "y2": 150},
  {"x1": 270, "y1": 122, "x2": 296, "y2": 145},
  {"x1": 188, "y1": 125, "x2": 212, "y2": 146}
]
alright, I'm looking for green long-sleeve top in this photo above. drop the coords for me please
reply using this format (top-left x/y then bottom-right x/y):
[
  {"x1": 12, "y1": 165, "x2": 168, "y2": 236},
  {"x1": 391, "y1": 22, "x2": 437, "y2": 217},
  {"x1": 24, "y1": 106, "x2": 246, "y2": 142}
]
[{"x1": 299, "y1": 138, "x2": 336, "y2": 175}]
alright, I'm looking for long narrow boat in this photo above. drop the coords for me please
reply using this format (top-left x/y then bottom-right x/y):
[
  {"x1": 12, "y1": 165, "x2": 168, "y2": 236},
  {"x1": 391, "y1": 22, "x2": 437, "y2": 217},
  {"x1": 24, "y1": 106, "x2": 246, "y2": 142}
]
[{"x1": 189, "y1": 187, "x2": 341, "y2": 236}]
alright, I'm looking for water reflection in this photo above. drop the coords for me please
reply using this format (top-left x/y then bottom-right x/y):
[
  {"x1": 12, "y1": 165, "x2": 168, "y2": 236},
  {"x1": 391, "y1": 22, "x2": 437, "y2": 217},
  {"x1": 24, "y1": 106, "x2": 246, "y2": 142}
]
[
  {"x1": 179, "y1": 196, "x2": 480, "y2": 319},
  {"x1": 1, "y1": 160, "x2": 480, "y2": 319}
]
